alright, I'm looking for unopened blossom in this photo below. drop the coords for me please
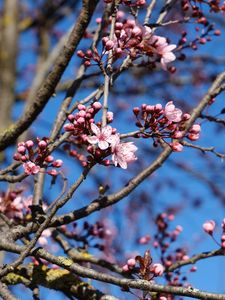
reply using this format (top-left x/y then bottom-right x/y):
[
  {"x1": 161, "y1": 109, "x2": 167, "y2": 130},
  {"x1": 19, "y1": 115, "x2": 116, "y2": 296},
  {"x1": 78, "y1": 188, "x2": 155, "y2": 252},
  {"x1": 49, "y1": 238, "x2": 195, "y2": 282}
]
[
  {"x1": 127, "y1": 258, "x2": 136, "y2": 268},
  {"x1": 23, "y1": 161, "x2": 40, "y2": 175},
  {"x1": 164, "y1": 101, "x2": 182, "y2": 122},
  {"x1": 122, "y1": 264, "x2": 129, "y2": 272},
  {"x1": 152, "y1": 263, "x2": 164, "y2": 276},
  {"x1": 87, "y1": 123, "x2": 113, "y2": 150},
  {"x1": 170, "y1": 141, "x2": 183, "y2": 152},
  {"x1": 203, "y1": 220, "x2": 215, "y2": 235},
  {"x1": 190, "y1": 124, "x2": 201, "y2": 134},
  {"x1": 111, "y1": 134, "x2": 137, "y2": 169}
]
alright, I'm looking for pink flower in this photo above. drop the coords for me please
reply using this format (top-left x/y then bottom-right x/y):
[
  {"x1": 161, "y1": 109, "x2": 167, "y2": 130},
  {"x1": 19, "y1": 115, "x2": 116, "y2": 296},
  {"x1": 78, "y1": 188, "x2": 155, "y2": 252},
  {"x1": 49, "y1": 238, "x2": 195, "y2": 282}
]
[
  {"x1": 153, "y1": 35, "x2": 176, "y2": 70},
  {"x1": 152, "y1": 263, "x2": 164, "y2": 276},
  {"x1": 164, "y1": 101, "x2": 182, "y2": 122},
  {"x1": 203, "y1": 220, "x2": 215, "y2": 235},
  {"x1": 87, "y1": 123, "x2": 113, "y2": 150},
  {"x1": 23, "y1": 161, "x2": 40, "y2": 175},
  {"x1": 111, "y1": 134, "x2": 137, "y2": 169}
]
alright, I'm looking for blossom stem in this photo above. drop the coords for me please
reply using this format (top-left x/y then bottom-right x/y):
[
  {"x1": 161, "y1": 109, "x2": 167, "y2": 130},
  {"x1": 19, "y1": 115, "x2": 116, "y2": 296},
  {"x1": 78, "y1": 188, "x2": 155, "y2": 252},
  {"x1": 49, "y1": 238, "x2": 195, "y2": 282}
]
[{"x1": 102, "y1": 3, "x2": 118, "y2": 127}]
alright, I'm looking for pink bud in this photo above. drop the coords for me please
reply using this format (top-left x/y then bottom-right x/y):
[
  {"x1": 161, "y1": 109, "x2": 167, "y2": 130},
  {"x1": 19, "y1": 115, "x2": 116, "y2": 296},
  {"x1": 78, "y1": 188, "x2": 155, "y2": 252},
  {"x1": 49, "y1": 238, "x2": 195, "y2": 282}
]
[
  {"x1": 45, "y1": 155, "x2": 54, "y2": 163},
  {"x1": 122, "y1": 264, "x2": 129, "y2": 272},
  {"x1": 137, "y1": 0, "x2": 146, "y2": 5},
  {"x1": 139, "y1": 235, "x2": 151, "y2": 244},
  {"x1": 132, "y1": 26, "x2": 142, "y2": 37},
  {"x1": 155, "y1": 104, "x2": 163, "y2": 111},
  {"x1": 133, "y1": 107, "x2": 140, "y2": 115},
  {"x1": 127, "y1": 258, "x2": 136, "y2": 268},
  {"x1": 68, "y1": 114, "x2": 75, "y2": 122},
  {"x1": 190, "y1": 266, "x2": 197, "y2": 272},
  {"x1": 146, "y1": 105, "x2": 155, "y2": 113},
  {"x1": 25, "y1": 140, "x2": 34, "y2": 148},
  {"x1": 188, "y1": 133, "x2": 200, "y2": 141},
  {"x1": 102, "y1": 36, "x2": 109, "y2": 46},
  {"x1": 84, "y1": 60, "x2": 91, "y2": 67},
  {"x1": 38, "y1": 140, "x2": 47, "y2": 149},
  {"x1": 52, "y1": 159, "x2": 63, "y2": 168},
  {"x1": 170, "y1": 142, "x2": 183, "y2": 152},
  {"x1": 203, "y1": 220, "x2": 215, "y2": 235},
  {"x1": 47, "y1": 169, "x2": 58, "y2": 176},
  {"x1": 77, "y1": 50, "x2": 85, "y2": 58},
  {"x1": 17, "y1": 145, "x2": 26, "y2": 154},
  {"x1": 105, "y1": 40, "x2": 114, "y2": 51},
  {"x1": 18, "y1": 142, "x2": 25, "y2": 147},
  {"x1": 152, "y1": 263, "x2": 164, "y2": 276},
  {"x1": 172, "y1": 131, "x2": 183, "y2": 139},
  {"x1": 92, "y1": 102, "x2": 102, "y2": 111},
  {"x1": 13, "y1": 153, "x2": 21, "y2": 161},
  {"x1": 115, "y1": 22, "x2": 123, "y2": 30},
  {"x1": 175, "y1": 225, "x2": 183, "y2": 233},
  {"x1": 182, "y1": 113, "x2": 191, "y2": 120},
  {"x1": 78, "y1": 104, "x2": 86, "y2": 111},
  {"x1": 77, "y1": 117, "x2": 85, "y2": 124},
  {"x1": 107, "y1": 111, "x2": 113, "y2": 122},
  {"x1": 78, "y1": 110, "x2": 86, "y2": 117},
  {"x1": 21, "y1": 155, "x2": 28, "y2": 162},
  {"x1": 96, "y1": 17, "x2": 102, "y2": 24},
  {"x1": 189, "y1": 124, "x2": 201, "y2": 134},
  {"x1": 64, "y1": 123, "x2": 75, "y2": 131}
]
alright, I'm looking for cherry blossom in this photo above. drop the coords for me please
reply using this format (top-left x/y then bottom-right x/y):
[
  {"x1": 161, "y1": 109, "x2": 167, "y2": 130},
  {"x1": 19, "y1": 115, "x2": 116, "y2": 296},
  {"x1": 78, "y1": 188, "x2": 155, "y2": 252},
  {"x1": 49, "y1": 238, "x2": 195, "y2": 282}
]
[
  {"x1": 87, "y1": 123, "x2": 113, "y2": 150},
  {"x1": 164, "y1": 101, "x2": 182, "y2": 122},
  {"x1": 111, "y1": 134, "x2": 138, "y2": 169},
  {"x1": 23, "y1": 161, "x2": 40, "y2": 175},
  {"x1": 203, "y1": 220, "x2": 216, "y2": 235}
]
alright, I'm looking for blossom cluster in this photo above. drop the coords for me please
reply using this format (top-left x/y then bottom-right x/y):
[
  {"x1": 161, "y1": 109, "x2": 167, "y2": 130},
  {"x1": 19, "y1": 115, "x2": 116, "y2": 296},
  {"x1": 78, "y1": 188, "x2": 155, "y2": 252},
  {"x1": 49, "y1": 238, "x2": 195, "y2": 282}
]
[
  {"x1": 122, "y1": 256, "x2": 164, "y2": 277},
  {"x1": 64, "y1": 102, "x2": 137, "y2": 169},
  {"x1": 203, "y1": 218, "x2": 225, "y2": 249},
  {"x1": 13, "y1": 139, "x2": 63, "y2": 176},
  {"x1": 133, "y1": 101, "x2": 201, "y2": 152},
  {"x1": 78, "y1": 19, "x2": 176, "y2": 71},
  {"x1": 87, "y1": 124, "x2": 137, "y2": 169}
]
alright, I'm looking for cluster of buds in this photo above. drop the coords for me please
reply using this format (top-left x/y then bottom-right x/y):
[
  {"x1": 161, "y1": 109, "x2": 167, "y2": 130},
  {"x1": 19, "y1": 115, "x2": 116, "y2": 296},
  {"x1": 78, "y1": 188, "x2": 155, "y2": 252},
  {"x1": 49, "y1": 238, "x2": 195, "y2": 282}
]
[
  {"x1": 64, "y1": 102, "x2": 104, "y2": 138},
  {"x1": 122, "y1": 250, "x2": 164, "y2": 279},
  {"x1": 77, "y1": 19, "x2": 177, "y2": 71},
  {"x1": 64, "y1": 102, "x2": 137, "y2": 169},
  {"x1": 182, "y1": 0, "x2": 225, "y2": 15},
  {"x1": 104, "y1": 0, "x2": 146, "y2": 6},
  {"x1": 133, "y1": 101, "x2": 201, "y2": 152},
  {"x1": 203, "y1": 218, "x2": 225, "y2": 249},
  {"x1": 14, "y1": 139, "x2": 63, "y2": 176},
  {"x1": 151, "y1": 213, "x2": 198, "y2": 288}
]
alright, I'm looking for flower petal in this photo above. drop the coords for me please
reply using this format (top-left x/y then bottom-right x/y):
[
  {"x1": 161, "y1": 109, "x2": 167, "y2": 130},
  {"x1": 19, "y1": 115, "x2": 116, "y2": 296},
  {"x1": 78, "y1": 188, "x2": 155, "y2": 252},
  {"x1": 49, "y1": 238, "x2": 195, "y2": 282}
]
[{"x1": 90, "y1": 123, "x2": 100, "y2": 135}]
